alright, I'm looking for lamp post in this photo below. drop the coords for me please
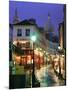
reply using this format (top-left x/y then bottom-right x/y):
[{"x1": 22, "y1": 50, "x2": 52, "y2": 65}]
[
  {"x1": 58, "y1": 46, "x2": 64, "y2": 77},
  {"x1": 58, "y1": 46, "x2": 61, "y2": 76},
  {"x1": 31, "y1": 35, "x2": 36, "y2": 87}
]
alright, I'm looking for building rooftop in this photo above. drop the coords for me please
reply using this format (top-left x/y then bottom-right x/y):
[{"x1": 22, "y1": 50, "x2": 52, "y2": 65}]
[{"x1": 13, "y1": 19, "x2": 36, "y2": 26}]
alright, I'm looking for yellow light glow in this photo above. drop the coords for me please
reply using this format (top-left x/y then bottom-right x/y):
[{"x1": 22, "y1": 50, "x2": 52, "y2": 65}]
[
  {"x1": 27, "y1": 55, "x2": 31, "y2": 60},
  {"x1": 44, "y1": 51, "x2": 46, "y2": 53},
  {"x1": 39, "y1": 52, "x2": 43, "y2": 57},
  {"x1": 39, "y1": 48, "x2": 42, "y2": 51},
  {"x1": 13, "y1": 40, "x2": 29, "y2": 45},
  {"x1": 31, "y1": 59, "x2": 33, "y2": 64},
  {"x1": 15, "y1": 56, "x2": 21, "y2": 64},
  {"x1": 54, "y1": 58, "x2": 59, "y2": 62},
  {"x1": 20, "y1": 41, "x2": 28, "y2": 44},
  {"x1": 34, "y1": 50, "x2": 39, "y2": 55},
  {"x1": 15, "y1": 56, "x2": 20, "y2": 60},
  {"x1": 35, "y1": 48, "x2": 39, "y2": 51},
  {"x1": 62, "y1": 55, "x2": 65, "y2": 57},
  {"x1": 27, "y1": 60, "x2": 31, "y2": 64},
  {"x1": 13, "y1": 41, "x2": 17, "y2": 45},
  {"x1": 46, "y1": 52, "x2": 48, "y2": 55}
]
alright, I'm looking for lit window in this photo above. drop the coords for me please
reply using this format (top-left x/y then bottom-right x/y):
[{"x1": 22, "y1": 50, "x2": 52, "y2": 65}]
[{"x1": 17, "y1": 29, "x2": 22, "y2": 36}]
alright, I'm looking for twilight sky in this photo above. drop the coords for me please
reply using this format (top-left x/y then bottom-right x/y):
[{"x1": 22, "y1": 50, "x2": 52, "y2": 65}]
[{"x1": 9, "y1": 1, "x2": 64, "y2": 35}]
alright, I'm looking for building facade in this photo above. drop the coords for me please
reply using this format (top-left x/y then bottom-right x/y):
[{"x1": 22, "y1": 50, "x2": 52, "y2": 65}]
[{"x1": 11, "y1": 18, "x2": 47, "y2": 68}]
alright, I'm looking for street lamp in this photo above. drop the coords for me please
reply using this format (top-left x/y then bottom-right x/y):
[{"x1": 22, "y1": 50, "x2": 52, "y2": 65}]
[
  {"x1": 58, "y1": 46, "x2": 63, "y2": 77},
  {"x1": 31, "y1": 35, "x2": 36, "y2": 42},
  {"x1": 31, "y1": 35, "x2": 36, "y2": 87}
]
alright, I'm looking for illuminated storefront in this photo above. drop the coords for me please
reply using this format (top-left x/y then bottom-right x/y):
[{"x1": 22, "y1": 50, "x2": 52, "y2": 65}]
[{"x1": 13, "y1": 40, "x2": 44, "y2": 69}]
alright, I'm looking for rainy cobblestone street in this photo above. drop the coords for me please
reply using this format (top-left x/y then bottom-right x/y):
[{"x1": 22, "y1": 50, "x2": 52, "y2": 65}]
[{"x1": 35, "y1": 64, "x2": 65, "y2": 87}]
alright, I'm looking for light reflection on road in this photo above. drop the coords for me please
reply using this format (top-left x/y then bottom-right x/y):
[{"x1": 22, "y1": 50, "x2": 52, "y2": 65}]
[{"x1": 35, "y1": 65, "x2": 65, "y2": 87}]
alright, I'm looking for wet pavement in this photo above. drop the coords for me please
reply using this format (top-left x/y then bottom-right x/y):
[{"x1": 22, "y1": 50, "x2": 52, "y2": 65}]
[
  {"x1": 11, "y1": 64, "x2": 65, "y2": 88},
  {"x1": 35, "y1": 65, "x2": 65, "y2": 87}
]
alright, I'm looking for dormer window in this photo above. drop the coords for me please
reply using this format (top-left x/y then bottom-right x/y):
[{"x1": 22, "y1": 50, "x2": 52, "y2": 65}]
[{"x1": 17, "y1": 29, "x2": 22, "y2": 36}]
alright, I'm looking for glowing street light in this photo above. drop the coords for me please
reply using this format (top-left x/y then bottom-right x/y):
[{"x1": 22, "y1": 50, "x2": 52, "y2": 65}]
[
  {"x1": 58, "y1": 46, "x2": 63, "y2": 77},
  {"x1": 31, "y1": 35, "x2": 36, "y2": 42},
  {"x1": 58, "y1": 46, "x2": 62, "y2": 50}
]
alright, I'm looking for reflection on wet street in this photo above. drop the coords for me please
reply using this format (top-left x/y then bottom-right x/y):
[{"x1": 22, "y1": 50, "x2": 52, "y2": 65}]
[{"x1": 35, "y1": 65, "x2": 65, "y2": 87}]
